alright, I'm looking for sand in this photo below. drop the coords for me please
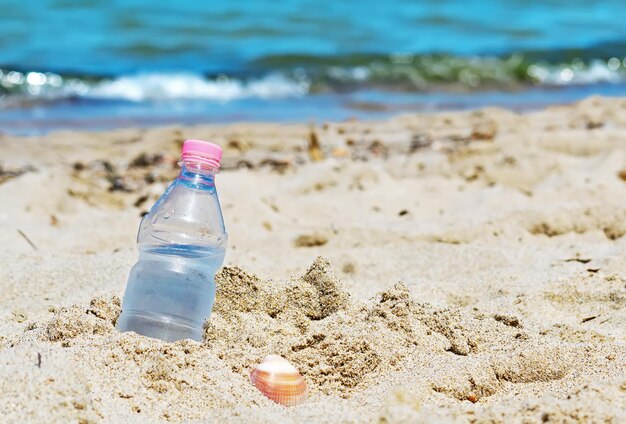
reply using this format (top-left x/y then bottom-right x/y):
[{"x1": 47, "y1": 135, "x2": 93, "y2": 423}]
[{"x1": 1, "y1": 96, "x2": 625, "y2": 423}]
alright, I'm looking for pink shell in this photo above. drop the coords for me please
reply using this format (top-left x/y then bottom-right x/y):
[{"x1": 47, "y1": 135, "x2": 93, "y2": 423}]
[{"x1": 250, "y1": 355, "x2": 308, "y2": 406}]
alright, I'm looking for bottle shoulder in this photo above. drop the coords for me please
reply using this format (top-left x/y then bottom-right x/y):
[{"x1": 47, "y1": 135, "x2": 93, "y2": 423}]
[{"x1": 137, "y1": 178, "x2": 227, "y2": 249}]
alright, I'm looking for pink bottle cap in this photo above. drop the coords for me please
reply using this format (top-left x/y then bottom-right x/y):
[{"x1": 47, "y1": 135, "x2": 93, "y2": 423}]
[{"x1": 181, "y1": 139, "x2": 222, "y2": 169}]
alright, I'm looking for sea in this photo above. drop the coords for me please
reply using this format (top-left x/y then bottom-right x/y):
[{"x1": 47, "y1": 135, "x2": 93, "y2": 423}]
[{"x1": 1, "y1": 0, "x2": 626, "y2": 133}]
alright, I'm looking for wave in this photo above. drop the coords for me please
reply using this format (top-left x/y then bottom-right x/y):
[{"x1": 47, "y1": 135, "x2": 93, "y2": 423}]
[
  {"x1": 1, "y1": 52, "x2": 626, "y2": 106},
  {"x1": 88, "y1": 73, "x2": 309, "y2": 101},
  {"x1": 0, "y1": 71, "x2": 309, "y2": 105},
  {"x1": 269, "y1": 54, "x2": 626, "y2": 90}
]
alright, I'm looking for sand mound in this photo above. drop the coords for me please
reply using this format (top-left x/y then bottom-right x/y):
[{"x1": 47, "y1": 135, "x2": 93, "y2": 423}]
[
  {"x1": 3, "y1": 258, "x2": 618, "y2": 422},
  {"x1": 44, "y1": 296, "x2": 121, "y2": 346},
  {"x1": 205, "y1": 258, "x2": 433, "y2": 395}
]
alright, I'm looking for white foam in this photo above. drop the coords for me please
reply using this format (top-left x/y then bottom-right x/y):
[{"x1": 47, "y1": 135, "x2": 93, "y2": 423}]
[
  {"x1": 528, "y1": 60, "x2": 624, "y2": 86},
  {"x1": 86, "y1": 72, "x2": 309, "y2": 102}
]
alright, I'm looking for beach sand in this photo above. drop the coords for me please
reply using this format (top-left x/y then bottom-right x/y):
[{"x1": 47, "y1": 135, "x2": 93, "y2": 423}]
[{"x1": 1, "y1": 96, "x2": 625, "y2": 422}]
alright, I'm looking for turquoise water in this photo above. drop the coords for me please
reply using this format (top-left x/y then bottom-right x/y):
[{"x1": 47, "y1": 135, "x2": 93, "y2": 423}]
[{"x1": 2, "y1": 0, "x2": 626, "y2": 132}]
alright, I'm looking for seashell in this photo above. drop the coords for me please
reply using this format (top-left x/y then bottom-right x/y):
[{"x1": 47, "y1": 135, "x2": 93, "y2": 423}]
[{"x1": 250, "y1": 355, "x2": 308, "y2": 406}]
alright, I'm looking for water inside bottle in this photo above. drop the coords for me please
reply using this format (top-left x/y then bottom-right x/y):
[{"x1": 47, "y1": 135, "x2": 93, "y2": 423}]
[{"x1": 116, "y1": 244, "x2": 225, "y2": 342}]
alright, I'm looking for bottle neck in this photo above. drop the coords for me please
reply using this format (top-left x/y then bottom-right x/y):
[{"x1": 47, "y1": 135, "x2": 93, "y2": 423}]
[{"x1": 178, "y1": 160, "x2": 218, "y2": 188}]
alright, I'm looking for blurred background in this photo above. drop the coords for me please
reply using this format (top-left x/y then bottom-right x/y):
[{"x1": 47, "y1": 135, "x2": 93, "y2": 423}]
[{"x1": 1, "y1": 0, "x2": 625, "y2": 133}]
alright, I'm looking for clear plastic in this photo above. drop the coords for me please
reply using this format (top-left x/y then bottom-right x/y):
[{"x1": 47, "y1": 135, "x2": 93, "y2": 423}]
[{"x1": 116, "y1": 160, "x2": 228, "y2": 342}]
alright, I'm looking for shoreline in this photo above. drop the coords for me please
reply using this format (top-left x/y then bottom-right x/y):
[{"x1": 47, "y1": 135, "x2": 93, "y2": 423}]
[
  {"x1": 1, "y1": 96, "x2": 625, "y2": 422},
  {"x1": 4, "y1": 82, "x2": 626, "y2": 136}
]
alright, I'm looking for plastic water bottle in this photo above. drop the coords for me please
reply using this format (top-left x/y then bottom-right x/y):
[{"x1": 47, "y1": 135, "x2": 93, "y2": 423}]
[{"x1": 117, "y1": 139, "x2": 228, "y2": 342}]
